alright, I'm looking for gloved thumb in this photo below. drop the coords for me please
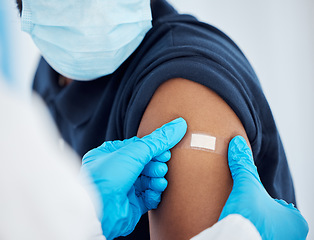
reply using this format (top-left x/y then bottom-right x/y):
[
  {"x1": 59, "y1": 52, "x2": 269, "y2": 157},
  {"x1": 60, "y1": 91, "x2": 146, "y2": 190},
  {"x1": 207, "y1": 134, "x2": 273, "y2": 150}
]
[
  {"x1": 228, "y1": 136, "x2": 261, "y2": 183},
  {"x1": 131, "y1": 117, "x2": 187, "y2": 166}
]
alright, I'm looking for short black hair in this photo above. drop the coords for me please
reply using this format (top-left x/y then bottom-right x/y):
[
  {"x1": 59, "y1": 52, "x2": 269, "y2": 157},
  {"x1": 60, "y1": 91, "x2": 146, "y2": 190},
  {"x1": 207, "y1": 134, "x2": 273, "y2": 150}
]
[{"x1": 16, "y1": 0, "x2": 22, "y2": 16}]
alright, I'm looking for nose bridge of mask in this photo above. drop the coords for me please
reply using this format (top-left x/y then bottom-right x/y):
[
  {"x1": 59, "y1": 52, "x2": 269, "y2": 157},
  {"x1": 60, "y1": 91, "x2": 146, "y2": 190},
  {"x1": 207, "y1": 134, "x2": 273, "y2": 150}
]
[
  {"x1": 22, "y1": 0, "x2": 152, "y2": 28},
  {"x1": 106, "y1": 0, "x2": 152, "y2": 24}
]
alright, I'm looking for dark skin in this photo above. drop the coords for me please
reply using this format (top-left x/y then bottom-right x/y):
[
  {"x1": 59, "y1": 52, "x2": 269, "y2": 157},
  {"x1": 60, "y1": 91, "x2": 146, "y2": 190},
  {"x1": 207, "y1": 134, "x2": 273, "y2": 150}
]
[{"x1": 137, "y1": 78, "x2": 249, "y2": 239}]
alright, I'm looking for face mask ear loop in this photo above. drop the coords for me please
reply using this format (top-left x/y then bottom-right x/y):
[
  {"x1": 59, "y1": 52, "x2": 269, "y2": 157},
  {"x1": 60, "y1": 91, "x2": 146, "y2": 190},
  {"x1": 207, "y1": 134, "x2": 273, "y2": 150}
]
[{"x1": 21, "y1": 0, "x2": 33, "y2": 33}]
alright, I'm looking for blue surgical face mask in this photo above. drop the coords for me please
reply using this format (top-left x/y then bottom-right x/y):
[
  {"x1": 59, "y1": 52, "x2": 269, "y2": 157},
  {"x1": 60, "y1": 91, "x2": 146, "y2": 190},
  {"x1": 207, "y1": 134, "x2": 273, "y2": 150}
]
[{"x1": 21, "y1": 0, "x2": 152, "y2": 81}]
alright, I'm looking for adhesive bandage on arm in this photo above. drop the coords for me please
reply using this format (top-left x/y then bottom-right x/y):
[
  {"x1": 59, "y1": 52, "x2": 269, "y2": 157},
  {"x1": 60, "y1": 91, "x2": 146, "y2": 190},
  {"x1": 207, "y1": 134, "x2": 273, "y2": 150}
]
[{"x1": 175, "y1": 132, "x2": 229, "y2": 157}]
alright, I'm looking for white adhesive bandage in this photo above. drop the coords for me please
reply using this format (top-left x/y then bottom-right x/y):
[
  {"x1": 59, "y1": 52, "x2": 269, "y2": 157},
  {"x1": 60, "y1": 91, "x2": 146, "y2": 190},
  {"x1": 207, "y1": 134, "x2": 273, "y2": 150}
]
[
  {"x1": 175, "y1": 132, "x2": 228, "y2": 157},
  {"x1": 190, "y1": 133, "x2": 216, "y2": 151}
]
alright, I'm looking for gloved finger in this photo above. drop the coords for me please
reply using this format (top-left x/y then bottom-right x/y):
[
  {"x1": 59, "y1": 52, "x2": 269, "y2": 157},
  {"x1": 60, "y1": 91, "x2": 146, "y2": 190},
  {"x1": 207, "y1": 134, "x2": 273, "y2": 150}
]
[
  {"x1": 99, "y1": 136, "x2": 138, "y2": 152},
  {"x1": 139, "y1": 175, "x2": 168, "y2": 192},
  {"x1": 153, "y1": 150, "x2": 171, "y2": 163},
  {"x1": 142, "y1": 161, "x2": 168, "y2": 178},
  {"x1": 125, "y1": 118, "x2": 186, "y2": 166},
  {"x1": 228, "y1": 136, "x2": 261, "y2": 183},
  {"x1": 143, "y1": 189, "x2": 162, "y2": 211},
  {"x1": 141, "y1": 117, "x2": 187, "y2": 157},
  {"x1": 95, "y1": 118, "x2": 186, "y2": 176}
]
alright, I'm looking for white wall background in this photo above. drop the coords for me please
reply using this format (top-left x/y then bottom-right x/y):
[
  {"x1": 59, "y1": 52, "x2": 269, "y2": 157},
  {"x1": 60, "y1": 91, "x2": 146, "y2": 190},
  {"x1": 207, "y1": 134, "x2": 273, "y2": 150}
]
[{"x1": 7, "y1": 0, "x2": 314, "y2": 238}]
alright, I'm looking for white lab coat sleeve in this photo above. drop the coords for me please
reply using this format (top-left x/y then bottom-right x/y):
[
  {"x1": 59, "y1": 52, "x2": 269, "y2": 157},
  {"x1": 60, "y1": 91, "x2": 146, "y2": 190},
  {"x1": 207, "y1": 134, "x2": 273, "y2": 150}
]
[
  {"x1": 0, "y1": 85, "x2": 105, "y2": 240},
  {"x1": 190, "y1": 214, "x2": 262, "y2": 240}
]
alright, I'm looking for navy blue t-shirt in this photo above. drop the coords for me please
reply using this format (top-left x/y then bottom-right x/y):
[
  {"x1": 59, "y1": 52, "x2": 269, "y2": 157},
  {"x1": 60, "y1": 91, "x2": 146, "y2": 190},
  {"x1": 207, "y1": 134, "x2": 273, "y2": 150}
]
[{"x1": 33, "y1": 0, "x2": 296, "y2": 239}]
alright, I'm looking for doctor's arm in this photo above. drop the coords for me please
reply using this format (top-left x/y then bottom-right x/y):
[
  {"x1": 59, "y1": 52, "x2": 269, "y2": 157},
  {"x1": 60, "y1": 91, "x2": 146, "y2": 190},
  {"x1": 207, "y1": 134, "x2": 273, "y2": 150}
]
[{"x1": 137, "y1": 78, "x2": 250, "y2": 240}]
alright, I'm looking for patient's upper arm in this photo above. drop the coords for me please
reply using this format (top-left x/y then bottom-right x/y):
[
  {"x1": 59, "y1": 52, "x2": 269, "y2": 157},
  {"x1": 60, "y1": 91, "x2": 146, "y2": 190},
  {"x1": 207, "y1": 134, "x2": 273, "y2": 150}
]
[{"x1": 137, "y1": 78, "x2": 250, "y2": 240}]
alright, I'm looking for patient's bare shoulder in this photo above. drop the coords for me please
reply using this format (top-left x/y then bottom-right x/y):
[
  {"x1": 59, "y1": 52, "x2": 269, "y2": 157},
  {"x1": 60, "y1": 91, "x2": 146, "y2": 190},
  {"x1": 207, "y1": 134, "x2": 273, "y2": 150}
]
[{"x1": 137, "y1": 78, "x2": 250, "y2": 240}]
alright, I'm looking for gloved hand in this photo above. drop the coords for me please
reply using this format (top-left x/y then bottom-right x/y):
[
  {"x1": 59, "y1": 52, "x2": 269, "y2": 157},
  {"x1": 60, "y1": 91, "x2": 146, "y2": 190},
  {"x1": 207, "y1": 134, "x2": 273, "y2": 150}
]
[
  {"x1": 220, "y1": 136, "x2": 309, "y2": 240},
  {"x1": 81, "y1": 118, "x2": 187, "y2": 240}
]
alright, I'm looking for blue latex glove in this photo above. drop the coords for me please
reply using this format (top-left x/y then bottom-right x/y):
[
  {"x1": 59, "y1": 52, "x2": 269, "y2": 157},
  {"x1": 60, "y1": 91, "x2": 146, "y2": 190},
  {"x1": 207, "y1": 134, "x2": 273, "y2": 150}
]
[
  {"x1": 81, "y1": 118, "x2": 187, "y2": 240},
  {"x1": 220, "y1": 136, "x2": 309, "y2": 240}
]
